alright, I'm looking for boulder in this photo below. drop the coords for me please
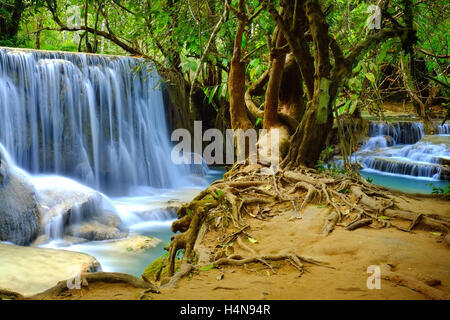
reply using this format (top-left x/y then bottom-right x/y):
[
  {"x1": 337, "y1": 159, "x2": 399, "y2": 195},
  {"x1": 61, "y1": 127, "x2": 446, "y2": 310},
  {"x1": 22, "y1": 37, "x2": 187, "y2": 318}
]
[
  {"x1": 0, "y1": 243, "x2": 100, "y2": 297},
  {"x1": 32, "y1": 176, "x2": 127, "y2": 243},
  {"x1": 107, "y1": 235, "x2": 162, "y2": 253},
  {"x1": 0, "y1": 147, "x2": 40, "y2": 245},
  {"x1": 33, "y1": 176, "x2": 104, "y2": 231},
  {"x1": 65, "y1": 220, "x2": 127, "y2": 241}
]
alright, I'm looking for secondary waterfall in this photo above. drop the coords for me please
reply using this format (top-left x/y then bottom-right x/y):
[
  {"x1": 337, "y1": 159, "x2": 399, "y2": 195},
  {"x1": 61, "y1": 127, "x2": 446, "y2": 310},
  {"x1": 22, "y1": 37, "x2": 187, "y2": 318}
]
[
  {"x1": 438, "y1": 124, "x2": 449, "y2": 134},
  {"x1": 369, "y1": 122, "x2": 424, "y2": 145},
  {"x1": 354, "y1": 122, "x2": 449, "y2": 180},
  {"x1": 0, "y1": 48, "x2": 188, "y2": 195}
]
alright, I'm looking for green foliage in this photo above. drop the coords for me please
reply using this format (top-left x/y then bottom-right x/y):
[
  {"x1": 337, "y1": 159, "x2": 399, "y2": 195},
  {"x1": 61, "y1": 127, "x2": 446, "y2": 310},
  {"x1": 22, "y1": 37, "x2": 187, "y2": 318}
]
[
  {"x1": 315, "y1": 159, "x2": 347, "y2": 177},
  {"x1": 427, "y1": 183, "x2": 450, "y2": 195}
]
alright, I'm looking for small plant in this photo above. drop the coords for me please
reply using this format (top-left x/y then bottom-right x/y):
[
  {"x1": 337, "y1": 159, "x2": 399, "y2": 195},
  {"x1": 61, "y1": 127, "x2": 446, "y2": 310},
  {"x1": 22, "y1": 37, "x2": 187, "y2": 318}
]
[
  {"x1": 315, "y1": 159, "x2": 327, "y2": 173},
  {"x1": 427, "y1": 183, "x2": 450, "y2": 195},
  {"x1": 366, "y1": 177, "x2": 373, "y2": 183},
  {"x1": 175, "y1": 249, "x2": 185, "y2": 260},
  {"x1": 316, "y1": 159, "x2": 347, "y2": 177}
]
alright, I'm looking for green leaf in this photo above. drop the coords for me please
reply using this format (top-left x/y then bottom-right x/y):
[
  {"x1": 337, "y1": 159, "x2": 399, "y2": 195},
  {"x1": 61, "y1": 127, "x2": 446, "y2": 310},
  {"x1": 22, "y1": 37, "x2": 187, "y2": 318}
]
[
  {"x1": 365, "y1": 72, "x2": 376, "y2": 84},
  {"x1": 199, "y1": 264, "x2": 215, "y2": 271},
  {"x1": 126, "y1": 247, "x2": 133, "y2": 252},
  {"x1": 378, "y1": 216, "x2": 390, "y2": 220},
  {"x1": 247, "y1": 237, "x2": 258, "y2": 244},
  {"x1": 255, "y1": 117, "x2": 262, "y2": 126}
]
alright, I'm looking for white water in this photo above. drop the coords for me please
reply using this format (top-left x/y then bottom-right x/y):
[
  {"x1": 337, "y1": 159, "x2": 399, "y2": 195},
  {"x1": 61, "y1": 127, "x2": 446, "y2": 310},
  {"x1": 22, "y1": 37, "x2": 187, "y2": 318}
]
[
  {"x1": 0, "y1": 48, "x2": 220, "y2": 276},
  {"x1": 354, "y1": 122, "x2": 449, "y2": 182},
  {"x1": 438, "y1": 123, "x2": 449, "y2": 134},
  {"x1": 0, "y1": 48, "x2": 194, "y2": 195}
]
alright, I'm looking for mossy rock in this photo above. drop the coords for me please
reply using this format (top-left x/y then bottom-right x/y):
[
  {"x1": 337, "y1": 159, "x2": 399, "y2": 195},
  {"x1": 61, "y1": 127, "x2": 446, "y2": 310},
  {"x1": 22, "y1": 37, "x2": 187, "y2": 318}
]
[{"x1": 142, "y1": 257, "x2": 182, "y2": 284}]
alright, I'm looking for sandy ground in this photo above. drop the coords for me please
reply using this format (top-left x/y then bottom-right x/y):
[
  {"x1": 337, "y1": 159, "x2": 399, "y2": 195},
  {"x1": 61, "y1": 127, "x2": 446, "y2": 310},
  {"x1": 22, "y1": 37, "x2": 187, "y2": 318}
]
[
  {"x1": 152, "y1": 195, "x2": 450, "y2": 300},
  {"x1": 21, "y1": 192, "x2": 449, "y2": 300}
]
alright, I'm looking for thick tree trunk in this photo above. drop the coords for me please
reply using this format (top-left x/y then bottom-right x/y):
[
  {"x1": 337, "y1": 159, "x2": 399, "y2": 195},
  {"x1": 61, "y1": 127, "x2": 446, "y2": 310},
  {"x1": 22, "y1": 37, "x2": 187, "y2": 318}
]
[
  {"x1": 0, "y1": 0, "x2": 25, "y2": 44},
  {"x1": 263, "y1": 32, "x2": 286, "y2": 129},
  {"x1": 228, "y1": 0, "x2": 254, "y2": 159},
  {"x1": 278, "y1": 53, "x2": 306, "y2": 123},
  {"x1": 282, "y1": 104, "x2": 333, "y2": 168}
]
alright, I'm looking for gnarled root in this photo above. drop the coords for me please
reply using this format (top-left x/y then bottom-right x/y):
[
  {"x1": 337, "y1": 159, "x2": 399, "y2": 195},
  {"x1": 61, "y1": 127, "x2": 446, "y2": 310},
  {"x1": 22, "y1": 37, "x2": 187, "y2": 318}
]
[
  {"x1": 164, "y1": 163, "x2": 449, "y2": 285},
  {"x1": 168, "y1": 195, "x2": 218, "y2": 276},
  {"x1": 212, "y1": 253, "x2": 330, "y2": 276},
  {"x1": 380, "y1": 265, "x2": 450, "y2": 300}
]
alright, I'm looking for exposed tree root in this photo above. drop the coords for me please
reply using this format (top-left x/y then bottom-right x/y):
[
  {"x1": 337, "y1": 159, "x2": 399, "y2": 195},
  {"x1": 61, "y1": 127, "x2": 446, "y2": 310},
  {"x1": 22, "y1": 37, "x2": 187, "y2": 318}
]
[
  {"x1": 345, "y1": 218, "x2": 373, "y2": 231},
  {"x1": 30, "y1": 272, "x2": 159, "y2": 299},
  {"x1": 164, "y1": 163, "x2": 450, "y2": 285},
  {"x1": 381, "y1": 265, "x2": 450, "y2": 300},
  {"x1": 212, "y1": 252, "x2": 330, "y2": 277},
  {"x1": 161, "y1": 263, "x2": 194, "y2": 289}
]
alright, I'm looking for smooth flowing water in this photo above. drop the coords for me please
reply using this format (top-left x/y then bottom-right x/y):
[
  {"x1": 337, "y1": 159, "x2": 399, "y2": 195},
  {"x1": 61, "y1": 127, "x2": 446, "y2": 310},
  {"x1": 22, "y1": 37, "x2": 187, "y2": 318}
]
[
  {"x1": 47, "y1": 169, "x2": 225, "y2": 277},
  {"x1": 0, "y1": 48, "x2": 191, "y2": 195},
  {"x1": 0, "y1": 48, "x2": 219, "y2": 277},
  {"x1": 351, "y1": 122, "x2": 449, "y2": 193}
]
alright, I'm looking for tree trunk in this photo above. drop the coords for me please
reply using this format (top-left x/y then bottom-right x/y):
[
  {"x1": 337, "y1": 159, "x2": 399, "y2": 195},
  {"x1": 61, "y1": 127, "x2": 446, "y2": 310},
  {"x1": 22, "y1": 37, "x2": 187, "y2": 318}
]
[
  {"x1": 263, "y1": 32, "x2": 286, "y2": 129},
  {"x1": 228, "y1": 0, "x2": 254, "y2": 158},
  {"x1": 228, "y1": 0, "x2": 252, "y2": 132},
  {"x1": 278, "y1": 53, "x2": 306, "y2": 123},
  {"x1": 282, "y1": 104, "x2": 333, "y2": 168},
  {"x1": 0, "y1": 0, "x2": 25, "y2": 44}
]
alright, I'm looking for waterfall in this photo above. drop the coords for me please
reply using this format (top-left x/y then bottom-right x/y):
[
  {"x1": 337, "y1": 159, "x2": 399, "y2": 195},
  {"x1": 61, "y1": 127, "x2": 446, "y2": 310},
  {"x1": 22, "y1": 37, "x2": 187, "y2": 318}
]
[
  {"x1": 368, "y1": 122, "x2": 424, "y2": 145},
  {"x1": 0, "y1": 48, "x2": 188, "y2": 195},
  {"x1": 438, "y1": 124, "x2": 449, "y2": 134},
  {"x1": 355, "y1": 121, "x2": 449, "y2": 180}
]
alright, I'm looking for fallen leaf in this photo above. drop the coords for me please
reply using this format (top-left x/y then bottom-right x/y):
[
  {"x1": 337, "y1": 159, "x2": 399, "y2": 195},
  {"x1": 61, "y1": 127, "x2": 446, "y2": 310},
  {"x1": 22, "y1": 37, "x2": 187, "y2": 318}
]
[{"x1": 248, "y1": 237, "x2": 258, "y2": 244}]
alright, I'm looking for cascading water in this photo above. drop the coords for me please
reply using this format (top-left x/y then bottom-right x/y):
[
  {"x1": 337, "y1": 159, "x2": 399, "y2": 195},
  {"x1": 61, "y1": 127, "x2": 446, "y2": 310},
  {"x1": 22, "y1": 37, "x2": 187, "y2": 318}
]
[
  {"x1": 438, "y1": 123, "x2": 450, "y2": 135},
  {"x1": 0, "y1": 48, "x2": 223, "y2": 280},
  {"x1": 354, "y1": 122, "x2": 450, "y2": 181},
  {"x1": 369, "y1": 122, "x2": 424, "y2": 145},
  {"x1": 0, "y1": 48, "x2": 190, "y2": 195}
]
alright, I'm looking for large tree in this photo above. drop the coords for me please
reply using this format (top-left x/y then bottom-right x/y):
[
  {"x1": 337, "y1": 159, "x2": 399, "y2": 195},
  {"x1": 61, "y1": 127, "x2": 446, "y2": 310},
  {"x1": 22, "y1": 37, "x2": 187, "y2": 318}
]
[{"x1": 227, "y1": 0, "x2": 401, "y2": 168}]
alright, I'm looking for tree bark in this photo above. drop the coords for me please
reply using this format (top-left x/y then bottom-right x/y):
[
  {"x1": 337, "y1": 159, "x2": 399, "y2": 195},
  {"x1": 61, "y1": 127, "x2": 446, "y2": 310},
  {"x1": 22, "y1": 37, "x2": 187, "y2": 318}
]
[
  {"x1": 0, "y1": 0, "x2": 25, "y2": 44},
  {"x1": 263, "y1": 32, "x2": 287, "y2": 129},
  {"x1": 228, "y1": 0, "x2": 253, "y2": 133}
]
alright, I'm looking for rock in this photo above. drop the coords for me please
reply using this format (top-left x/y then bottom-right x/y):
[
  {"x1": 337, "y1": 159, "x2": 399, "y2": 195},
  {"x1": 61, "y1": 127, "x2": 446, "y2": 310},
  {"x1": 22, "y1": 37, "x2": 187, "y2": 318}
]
[
  {"x1": 0, "y1": 147, "x2": 40, "y2": 245},
  {"x1": 421, "y1": 135, "x2": 450, "y2": 146},
  {"x1": 33, "y1": 176, "x2": 104, "y2": 231},
  {"x1": 438, "y1": 157, "x2": 450, "y2": 167},
  {"x1": 0, "y1": 242, "x2": 100, "y2": 297},
  {"x1": 94, "y1": 211, "x2": 125, "y2": 229},
  {"x1": 107, "y1": 235, "x2": 161, "y2": 253},
  {"x1": 385, "y1": 135, "x2": 395, "y2": 147},
  {"x1": 66, "y1": 220, "x2": 127, "y2": 241},
  {"x1": 31, "y1": 176, "x2": 127, "y2": 243}
]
